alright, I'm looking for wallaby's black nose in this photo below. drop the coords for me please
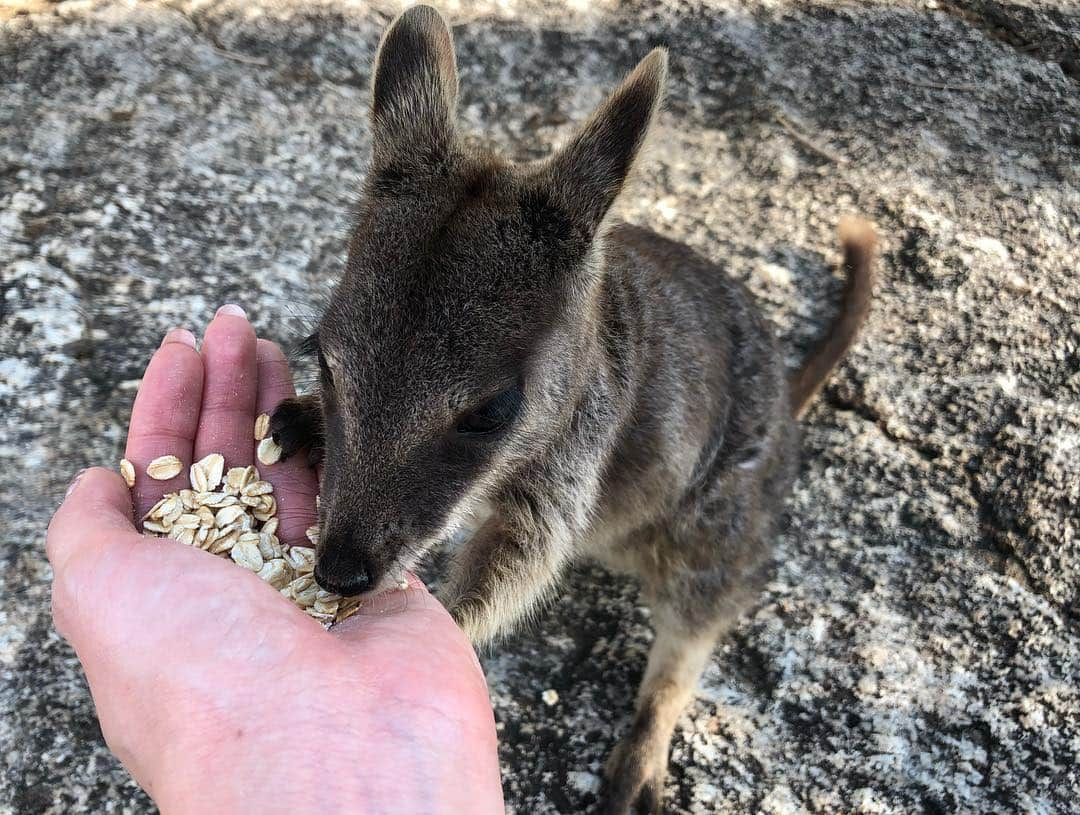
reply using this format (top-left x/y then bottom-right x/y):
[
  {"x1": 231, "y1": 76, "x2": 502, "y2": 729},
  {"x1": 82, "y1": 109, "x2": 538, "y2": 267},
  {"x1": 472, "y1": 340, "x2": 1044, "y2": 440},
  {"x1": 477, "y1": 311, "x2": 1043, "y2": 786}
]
[
  {"x1": 314, "y1": 541, "x2": 375, "y2": 596},
  {"x1": 314, "y1": 563, "x2": 373, "y2": 598}
]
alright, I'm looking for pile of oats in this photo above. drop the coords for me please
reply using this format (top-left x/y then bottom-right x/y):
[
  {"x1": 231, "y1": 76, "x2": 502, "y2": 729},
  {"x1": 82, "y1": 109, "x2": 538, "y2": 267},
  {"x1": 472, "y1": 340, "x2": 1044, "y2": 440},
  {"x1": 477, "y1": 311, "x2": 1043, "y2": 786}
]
[{"x1": 125, "y1": 419, "x2": 363, "y2": 626}]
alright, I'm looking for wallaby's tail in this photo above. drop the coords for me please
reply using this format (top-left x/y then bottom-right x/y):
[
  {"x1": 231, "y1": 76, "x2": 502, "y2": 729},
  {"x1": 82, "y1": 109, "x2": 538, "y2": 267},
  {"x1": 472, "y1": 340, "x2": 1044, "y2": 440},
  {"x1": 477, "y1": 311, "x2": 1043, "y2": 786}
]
[{"x1": 789, "y1": 217, "x2": 877, "y2": 419}]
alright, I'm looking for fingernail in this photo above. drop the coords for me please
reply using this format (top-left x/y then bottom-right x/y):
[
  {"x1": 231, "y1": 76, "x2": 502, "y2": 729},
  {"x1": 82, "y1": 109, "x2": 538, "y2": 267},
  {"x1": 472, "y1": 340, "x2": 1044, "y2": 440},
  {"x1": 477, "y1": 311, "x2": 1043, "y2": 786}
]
[
  {"x1": 161, "y1": 328, "x2": 197, "y2": 349},
  {"x1": 216, "y1": 303, "x2": 247, "y2": 319},
  {"x1": 65, "y1": 469, "x2": 88, "y2": 499}
]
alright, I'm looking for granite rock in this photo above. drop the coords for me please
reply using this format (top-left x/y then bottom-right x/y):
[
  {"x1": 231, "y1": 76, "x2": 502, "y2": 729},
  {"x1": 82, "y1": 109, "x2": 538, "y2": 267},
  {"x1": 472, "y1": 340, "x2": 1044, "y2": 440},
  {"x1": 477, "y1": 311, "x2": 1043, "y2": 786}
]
[{"x1": 1, "y1": 1, "x2": 1078, "y2": 812}]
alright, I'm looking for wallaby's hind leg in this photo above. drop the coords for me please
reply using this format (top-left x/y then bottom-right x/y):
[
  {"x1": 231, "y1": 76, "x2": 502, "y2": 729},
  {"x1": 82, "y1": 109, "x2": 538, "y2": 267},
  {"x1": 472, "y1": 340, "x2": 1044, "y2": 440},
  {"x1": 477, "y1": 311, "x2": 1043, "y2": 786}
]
[
  {"x1": 601, "y1": 513, "x2": 771, "y2": 815},
  {"x1": 601, "y1": 601, "x2": 732, "y2": 815}
]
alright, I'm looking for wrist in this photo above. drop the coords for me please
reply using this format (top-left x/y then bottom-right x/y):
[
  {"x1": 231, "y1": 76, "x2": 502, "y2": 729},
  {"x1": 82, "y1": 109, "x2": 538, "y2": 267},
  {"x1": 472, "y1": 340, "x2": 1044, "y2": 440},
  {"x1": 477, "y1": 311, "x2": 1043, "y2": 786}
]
[
  {"x1": 153, "y1": 715, "x2": 502, "y2": 815},
  {"x1": 146, "y1": 655, "x2": 503, "y2": 815},
  {"x1": 147, "y1": 662, "x2": 368, "y2": 813}
]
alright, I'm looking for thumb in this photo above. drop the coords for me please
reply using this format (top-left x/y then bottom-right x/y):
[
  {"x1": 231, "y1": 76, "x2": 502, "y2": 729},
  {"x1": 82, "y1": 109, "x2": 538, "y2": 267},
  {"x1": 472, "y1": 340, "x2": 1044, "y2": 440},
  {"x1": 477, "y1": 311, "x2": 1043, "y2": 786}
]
[{"x1": 46, "y1": 467, "x2": 138, "y2": 581}]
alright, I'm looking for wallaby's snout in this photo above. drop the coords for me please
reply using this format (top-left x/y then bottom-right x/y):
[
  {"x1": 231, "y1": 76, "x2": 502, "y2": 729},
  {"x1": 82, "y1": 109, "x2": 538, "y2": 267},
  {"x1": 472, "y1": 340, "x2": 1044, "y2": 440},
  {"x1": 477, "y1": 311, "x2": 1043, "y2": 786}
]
[
  {"x1": 313, "y1": 531, "x2": 375, "y2": 597},
  {"x1": 313, "y1": 454, "x2": 454, "y2": 597}
]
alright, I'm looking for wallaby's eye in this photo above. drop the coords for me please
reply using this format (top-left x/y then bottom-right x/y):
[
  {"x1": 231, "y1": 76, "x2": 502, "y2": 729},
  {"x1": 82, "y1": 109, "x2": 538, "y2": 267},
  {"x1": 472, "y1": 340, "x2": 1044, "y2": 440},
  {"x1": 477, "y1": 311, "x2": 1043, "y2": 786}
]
[{"x1": 457, "y1": 387, "x2": 524, "y2": 437}]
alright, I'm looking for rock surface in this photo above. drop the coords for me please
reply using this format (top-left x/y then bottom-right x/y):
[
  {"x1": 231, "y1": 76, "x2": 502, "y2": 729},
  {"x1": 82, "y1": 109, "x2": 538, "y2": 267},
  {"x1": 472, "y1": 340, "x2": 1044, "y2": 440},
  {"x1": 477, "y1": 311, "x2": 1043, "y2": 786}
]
[{"x1": 1, "y1": 1, "x2": 1078, "y2": 812}]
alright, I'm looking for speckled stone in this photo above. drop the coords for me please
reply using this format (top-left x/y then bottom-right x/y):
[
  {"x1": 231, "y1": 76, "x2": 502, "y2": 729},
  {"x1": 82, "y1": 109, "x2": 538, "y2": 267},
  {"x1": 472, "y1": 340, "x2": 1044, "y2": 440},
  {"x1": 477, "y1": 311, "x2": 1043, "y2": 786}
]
[{"x1": 2, "y1": 1, "x2": 1078, "y2": 812}]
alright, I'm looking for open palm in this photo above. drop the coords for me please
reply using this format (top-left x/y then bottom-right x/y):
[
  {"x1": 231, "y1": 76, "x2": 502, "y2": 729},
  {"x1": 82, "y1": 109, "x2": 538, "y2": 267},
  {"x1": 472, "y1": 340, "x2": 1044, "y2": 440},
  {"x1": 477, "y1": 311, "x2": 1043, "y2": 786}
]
[{"x1": 47, "y1": 307, "x2": 502, "y2": 814}]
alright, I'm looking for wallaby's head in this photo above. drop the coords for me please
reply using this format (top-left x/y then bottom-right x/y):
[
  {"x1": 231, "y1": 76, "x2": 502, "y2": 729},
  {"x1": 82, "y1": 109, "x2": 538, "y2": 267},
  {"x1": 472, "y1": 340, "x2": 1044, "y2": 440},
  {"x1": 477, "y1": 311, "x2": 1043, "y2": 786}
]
[{"x1": 309, "y1": 4, "x2": 666, "y2": 597}]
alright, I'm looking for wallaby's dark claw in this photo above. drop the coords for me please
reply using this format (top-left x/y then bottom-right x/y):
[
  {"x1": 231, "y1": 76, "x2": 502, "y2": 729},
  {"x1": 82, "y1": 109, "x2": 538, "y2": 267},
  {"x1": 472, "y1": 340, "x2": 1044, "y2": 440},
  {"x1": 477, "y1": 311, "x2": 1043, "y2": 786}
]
[{"x1": 270, "y1": 395, "x2": 323, "y2": 465}]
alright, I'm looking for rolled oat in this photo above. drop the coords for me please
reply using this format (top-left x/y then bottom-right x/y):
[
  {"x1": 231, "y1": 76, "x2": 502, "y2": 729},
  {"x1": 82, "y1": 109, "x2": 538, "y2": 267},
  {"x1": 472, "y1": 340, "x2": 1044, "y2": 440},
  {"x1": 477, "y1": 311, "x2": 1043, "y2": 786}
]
[
  {"x1": 256, "y1": 437, "x2": 281, "y2": 466},
  {"x1": 119, "y1": 458, "x2": 136, "y2": 488},
  {"x1": 147, "y1": 454, "x2": 183, "y2": 480},
  {"x1": 138, "y1": 449, "x2": 373, "y2": 626},
  {"x1": 254, "y1": 413, "x2": 270, "y2": 441}
]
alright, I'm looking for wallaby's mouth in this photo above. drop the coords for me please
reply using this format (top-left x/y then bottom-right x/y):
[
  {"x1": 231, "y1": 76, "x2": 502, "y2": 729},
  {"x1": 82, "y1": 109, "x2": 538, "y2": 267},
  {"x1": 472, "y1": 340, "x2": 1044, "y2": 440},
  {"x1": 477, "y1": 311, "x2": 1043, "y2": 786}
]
[
  {"x1": 312, "y1": 531, "x2": 424, "y2": 599},
  {"x1": 313, "y1": 560, "x2": 372, "y2": 598},
  {"x1": 312, "y1": 482, "x2": 496, "y2": 598},
  {"x1": 314, "y1": 553, "x2": 414, "y2": 599}
]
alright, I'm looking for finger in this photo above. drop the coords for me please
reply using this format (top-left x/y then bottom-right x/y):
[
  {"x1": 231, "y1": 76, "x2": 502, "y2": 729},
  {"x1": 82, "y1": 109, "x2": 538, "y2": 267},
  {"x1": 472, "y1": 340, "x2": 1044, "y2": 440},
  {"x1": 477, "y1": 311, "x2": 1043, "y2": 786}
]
[
  {"x1": 194, "y1": 305, "x2": 258, "y2": 469},
  {"x1": 125, "y1": 329, "x2": 204, "y2": 520},
  {"x1": 46, "y1": 467, "x2": 138, "y2": 582},
  {"x1": 255, "y1": 339, "x2": 319, "y2": 548}
]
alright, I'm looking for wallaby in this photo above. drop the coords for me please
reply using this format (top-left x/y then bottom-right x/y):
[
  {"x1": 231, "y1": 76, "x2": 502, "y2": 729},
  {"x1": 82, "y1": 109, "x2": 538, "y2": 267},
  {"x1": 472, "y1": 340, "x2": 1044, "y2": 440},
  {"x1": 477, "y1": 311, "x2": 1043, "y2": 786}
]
[{"x1": 270, "y1": 6, "x2": 876, "y2": 812}]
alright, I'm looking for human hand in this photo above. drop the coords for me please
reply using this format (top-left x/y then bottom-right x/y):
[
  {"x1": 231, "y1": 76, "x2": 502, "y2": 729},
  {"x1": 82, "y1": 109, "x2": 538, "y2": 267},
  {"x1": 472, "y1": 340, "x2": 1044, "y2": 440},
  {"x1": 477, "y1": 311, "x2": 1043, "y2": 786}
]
[{"x1": 46, "y1": 306, "x2": 502, "y2": 814}]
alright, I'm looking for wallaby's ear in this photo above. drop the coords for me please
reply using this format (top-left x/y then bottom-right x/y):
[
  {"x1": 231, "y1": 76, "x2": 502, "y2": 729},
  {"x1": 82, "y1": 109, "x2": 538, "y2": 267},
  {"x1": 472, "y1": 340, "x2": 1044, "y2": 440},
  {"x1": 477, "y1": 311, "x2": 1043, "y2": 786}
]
[
  {"x1": 370, "y1": 5, "x2": 459, "y2": 167},
  {"x1": 547, "y1": 48, "x2": 668, "y2": 233}
]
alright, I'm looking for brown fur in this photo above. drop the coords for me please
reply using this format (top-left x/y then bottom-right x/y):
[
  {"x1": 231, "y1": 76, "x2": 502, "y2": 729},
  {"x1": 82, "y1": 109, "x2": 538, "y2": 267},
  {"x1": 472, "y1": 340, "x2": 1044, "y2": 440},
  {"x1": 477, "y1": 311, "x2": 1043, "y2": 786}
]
[
  {"x1": 789, "y1": 217, "x2": 877, "y2": 419},
  {"x1": 270, "y1": 7, "x2": 875, "y2": 811}
]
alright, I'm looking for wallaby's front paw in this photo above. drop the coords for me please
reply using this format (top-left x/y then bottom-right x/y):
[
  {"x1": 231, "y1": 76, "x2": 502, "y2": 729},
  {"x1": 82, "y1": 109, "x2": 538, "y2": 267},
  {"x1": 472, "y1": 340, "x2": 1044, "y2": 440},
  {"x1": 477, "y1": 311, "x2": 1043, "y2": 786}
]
[
  {"x1": 601, "y1": 734, "x2": 667, "y2": 815},
  {"x1": 443, "y1": 594, "x2": 494, "y2": 646},
  {"x1": 445, "y1": 595, "x2": 477, "y2": 638},
  {"x1": 270, "y1": 395, "x2": 324, "y2": 466}
]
